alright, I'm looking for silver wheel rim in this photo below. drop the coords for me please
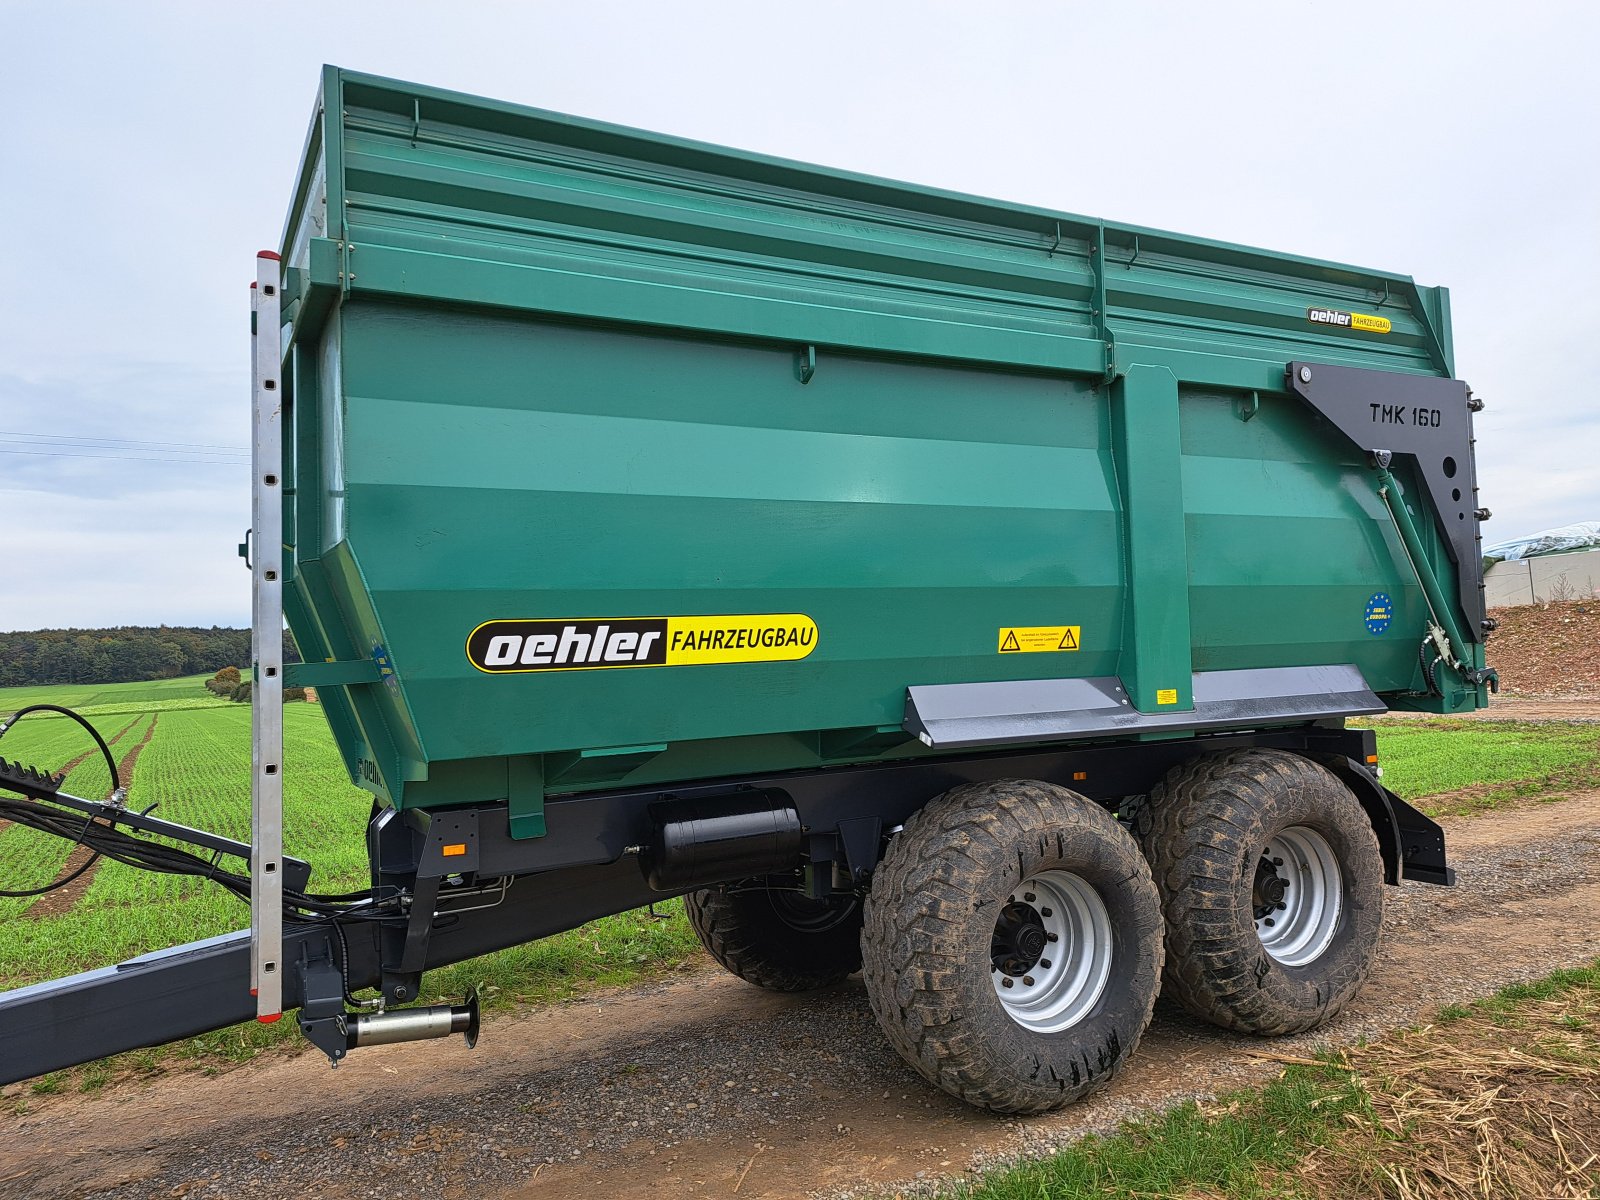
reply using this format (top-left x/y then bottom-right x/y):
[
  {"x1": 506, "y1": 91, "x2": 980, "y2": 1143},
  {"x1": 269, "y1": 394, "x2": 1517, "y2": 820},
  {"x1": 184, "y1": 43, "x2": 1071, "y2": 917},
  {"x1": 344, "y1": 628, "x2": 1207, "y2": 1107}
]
[
  {"x1": 1254, "y1": 826, "x2": 1342, "y2": 967},
  {"x1": 989, "y1": 870, "x2": 1113, "y2": 1033}
]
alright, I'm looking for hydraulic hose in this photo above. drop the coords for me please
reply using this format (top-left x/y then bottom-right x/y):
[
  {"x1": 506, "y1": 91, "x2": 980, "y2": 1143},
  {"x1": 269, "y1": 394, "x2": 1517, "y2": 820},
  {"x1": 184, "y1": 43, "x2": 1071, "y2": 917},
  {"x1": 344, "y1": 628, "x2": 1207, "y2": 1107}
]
[{"x1": 0, "y1": 704, "x2": 123, "y2": 897}]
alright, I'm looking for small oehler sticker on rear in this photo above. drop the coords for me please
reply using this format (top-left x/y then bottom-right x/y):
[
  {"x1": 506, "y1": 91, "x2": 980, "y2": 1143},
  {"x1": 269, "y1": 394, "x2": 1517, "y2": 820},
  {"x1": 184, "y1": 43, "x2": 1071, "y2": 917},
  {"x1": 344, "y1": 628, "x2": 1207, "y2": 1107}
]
[
  {"x1": 467, "y1": 615, "x2": 818, "y2": 673},
  {"x1": 1306, "y1": 305, "x2": 1392, "y2": 334}
]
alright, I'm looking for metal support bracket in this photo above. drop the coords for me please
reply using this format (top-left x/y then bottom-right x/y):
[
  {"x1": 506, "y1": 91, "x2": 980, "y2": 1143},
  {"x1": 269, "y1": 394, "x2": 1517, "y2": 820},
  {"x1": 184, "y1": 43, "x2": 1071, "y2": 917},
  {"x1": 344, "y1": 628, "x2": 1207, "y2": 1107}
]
[
  {"x1": 375, "y1": 810, "x2": 483, "y2": 1006},
  {"x1": 1285, "y1": 361, "x2": 1486, "y2": 638},
  {"x1": 1089, "y1": 223, "x2": 1118, "y2": 381},
  {"x1": 250, "y1": 251, "x2": 285, "y2": 1021},
  {"x1": 834, "y1": 816, "x2": 882, "y2": 886},
  {"x1": 284, "y1": 659, "x2": 383, "y2": 688},
  {"x1": 1388, "y1": 791, "x2": 1456, "y2": 885},
  {"x1": 795, "y1": 343, "x2": 816, "y2": 385},
  {"x1": 296, "y1": 941, "x2": 350, "y2": 1066}
]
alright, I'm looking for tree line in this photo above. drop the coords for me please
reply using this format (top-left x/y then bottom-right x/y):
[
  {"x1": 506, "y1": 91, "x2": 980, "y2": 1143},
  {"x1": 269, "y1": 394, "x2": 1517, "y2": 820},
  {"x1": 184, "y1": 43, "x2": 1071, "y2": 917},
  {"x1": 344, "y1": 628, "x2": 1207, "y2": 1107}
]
[{"x1": 0, "y1": 627, "x2": 300, "y2": 687}]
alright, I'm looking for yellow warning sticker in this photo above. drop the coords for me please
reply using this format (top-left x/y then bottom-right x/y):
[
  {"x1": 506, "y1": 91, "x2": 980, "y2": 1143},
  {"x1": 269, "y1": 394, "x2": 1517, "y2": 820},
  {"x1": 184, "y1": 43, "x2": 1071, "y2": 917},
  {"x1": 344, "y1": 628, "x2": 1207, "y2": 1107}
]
[
  {"x1": 467, "y1": 615, "x2": 817, "y2": 673},
  {"x1": 997, "y1": 626, "x2": 1081, "y2": 654},
  {"x1": 1156, "y1": 688, "x2": 1179, "y2": 705}
]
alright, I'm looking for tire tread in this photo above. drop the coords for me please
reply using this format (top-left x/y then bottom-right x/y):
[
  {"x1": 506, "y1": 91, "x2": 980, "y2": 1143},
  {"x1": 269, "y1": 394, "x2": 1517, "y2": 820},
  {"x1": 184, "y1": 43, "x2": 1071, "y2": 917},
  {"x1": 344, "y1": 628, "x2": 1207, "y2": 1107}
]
[
  {"x1": 685, "y1": 888, "x2": 860, "y2": 993},
  {"x1": 862, "y1": 779, "x2": 1161, "y2": 1113},
  {"x1": 1137, "y1": 749, "x2": 1382, "y2": 1035}
]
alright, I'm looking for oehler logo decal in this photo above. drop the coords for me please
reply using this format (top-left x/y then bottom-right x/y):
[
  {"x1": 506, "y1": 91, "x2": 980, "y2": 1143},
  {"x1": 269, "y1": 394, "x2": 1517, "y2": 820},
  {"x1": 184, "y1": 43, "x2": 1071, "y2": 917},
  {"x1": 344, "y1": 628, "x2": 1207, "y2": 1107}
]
[
  {"x1": 467, "y1": 614, "x2": 818, "y2": 673},
  {"x1": 1307, "y1": 306, "x2": 1392, "y2": 334}
]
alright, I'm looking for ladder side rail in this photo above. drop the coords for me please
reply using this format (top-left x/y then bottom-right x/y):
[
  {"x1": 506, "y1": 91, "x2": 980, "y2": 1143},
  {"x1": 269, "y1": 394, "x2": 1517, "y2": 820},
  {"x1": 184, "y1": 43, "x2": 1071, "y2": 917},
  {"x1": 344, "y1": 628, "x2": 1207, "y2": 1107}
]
[{"x1": 250, "y1": 252, "x2": 285, "y2": 1020}]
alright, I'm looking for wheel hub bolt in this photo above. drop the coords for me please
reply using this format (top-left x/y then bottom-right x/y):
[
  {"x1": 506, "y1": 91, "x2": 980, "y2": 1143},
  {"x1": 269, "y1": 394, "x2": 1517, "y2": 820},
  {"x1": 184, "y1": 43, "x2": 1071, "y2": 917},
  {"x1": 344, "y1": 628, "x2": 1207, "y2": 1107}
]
[
  {"x1": 1022, "y1": 976, "x2": 1035, "y2": 986},
  {"x1": 1046, "y1": 932, "x2": 1058, "y2": 943},
  {"x1": 1040, "y1": 959, "x2": 1051, "y2": 969},
  {"x1": 1001, "y1": 978, "x2": 1013, "y2": 988},
  {"x1": 1023, "y1": 892, "x2": 1036, "y2": 902},
  {"x1": 1040, "y1": 907, "x2": 1052, "y2": 917}
]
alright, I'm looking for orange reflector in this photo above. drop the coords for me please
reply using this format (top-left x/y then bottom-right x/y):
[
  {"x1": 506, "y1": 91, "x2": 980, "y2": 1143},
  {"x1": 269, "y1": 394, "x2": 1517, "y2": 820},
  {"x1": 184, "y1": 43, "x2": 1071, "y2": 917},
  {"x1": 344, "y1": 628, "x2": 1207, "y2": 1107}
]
[
  {"x1": 257, "y1": 1012, "x2": 282, "y2": 1024},
  {"x1": 1366, "y1": 754, "x2": 1379, "y2": 764},
  {"x1": 1072, "y1": 771, "x2": 1087, "y2": 781},
  {"x1": 442, "y1": 843, "x2": 468, "y2": 857}
]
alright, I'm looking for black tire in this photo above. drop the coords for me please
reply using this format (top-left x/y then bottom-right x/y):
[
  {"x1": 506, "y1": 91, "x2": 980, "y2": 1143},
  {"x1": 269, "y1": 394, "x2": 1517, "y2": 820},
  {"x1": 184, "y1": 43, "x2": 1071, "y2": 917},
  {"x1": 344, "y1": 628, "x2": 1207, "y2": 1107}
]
[
  {"x1": 685, "y1": 886, "x2": 863, "y2": 992},
  {"x1": 1134, "y1": 749, "x2": 1384, "y2": 1036},
  {"x1": 860, "y1": 779, "x2": 1163, "y2": 1114}
]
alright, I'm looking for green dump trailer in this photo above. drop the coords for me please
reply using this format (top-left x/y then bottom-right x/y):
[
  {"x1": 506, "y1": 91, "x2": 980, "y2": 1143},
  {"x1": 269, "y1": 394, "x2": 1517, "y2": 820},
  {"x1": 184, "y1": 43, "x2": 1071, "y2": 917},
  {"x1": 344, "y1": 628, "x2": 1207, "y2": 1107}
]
[{"x1": 0, "y1": 67, "x2": 1496, "y2": 1114}]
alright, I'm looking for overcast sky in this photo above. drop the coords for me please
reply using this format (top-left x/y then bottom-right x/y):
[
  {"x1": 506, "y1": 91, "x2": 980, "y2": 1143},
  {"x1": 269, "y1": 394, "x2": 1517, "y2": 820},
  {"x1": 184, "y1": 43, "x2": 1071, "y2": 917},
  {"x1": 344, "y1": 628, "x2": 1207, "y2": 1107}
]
[{"x1": 3, "y1": 0, "x2": 1596, "y2": 631}]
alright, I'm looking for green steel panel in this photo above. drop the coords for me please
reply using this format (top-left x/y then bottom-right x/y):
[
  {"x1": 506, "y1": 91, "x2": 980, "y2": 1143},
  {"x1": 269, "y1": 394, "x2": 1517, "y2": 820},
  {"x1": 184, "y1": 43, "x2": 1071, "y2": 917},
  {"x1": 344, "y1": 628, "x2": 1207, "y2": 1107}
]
[{"x1": 273, "y1": 68, "x2": 1482, "y2": 821}]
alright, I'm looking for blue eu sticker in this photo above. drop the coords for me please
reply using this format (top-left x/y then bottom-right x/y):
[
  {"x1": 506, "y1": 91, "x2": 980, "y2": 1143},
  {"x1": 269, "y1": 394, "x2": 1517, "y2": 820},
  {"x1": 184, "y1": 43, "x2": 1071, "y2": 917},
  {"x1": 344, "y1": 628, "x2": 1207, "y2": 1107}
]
[
  {"x1": 370, "y1": 640, "x2": 400, "y2": 690},
  {"x1": 1364, "y1": 592, "x2": 1393, "y2": 636}
]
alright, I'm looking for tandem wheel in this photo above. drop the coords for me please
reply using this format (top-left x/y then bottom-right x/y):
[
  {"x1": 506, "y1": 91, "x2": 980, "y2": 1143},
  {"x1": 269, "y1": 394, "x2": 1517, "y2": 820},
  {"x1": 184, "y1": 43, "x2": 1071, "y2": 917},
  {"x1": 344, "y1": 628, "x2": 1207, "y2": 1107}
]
[
  {"x1": 860, "y1": 779, "x2": 1163, "y2": 1114},
  {"x1": 686, "y1": 885, "x2": 863, "y2": 992},
  {"x1": 1132, "y1": 749, "x2": 1385, "y2": 1035}
]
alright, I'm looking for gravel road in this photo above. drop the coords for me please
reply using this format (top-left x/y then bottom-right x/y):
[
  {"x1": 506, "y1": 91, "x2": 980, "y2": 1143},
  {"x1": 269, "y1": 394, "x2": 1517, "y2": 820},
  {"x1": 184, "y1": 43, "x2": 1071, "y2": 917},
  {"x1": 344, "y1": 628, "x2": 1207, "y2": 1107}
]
[{"x1": 4, "y1": 791, "x2": 1599, "y2": 1200}]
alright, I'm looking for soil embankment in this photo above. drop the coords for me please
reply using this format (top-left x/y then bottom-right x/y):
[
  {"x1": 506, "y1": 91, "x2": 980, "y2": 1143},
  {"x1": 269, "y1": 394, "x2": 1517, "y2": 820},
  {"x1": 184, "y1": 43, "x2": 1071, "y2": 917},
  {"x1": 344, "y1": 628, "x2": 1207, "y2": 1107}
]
[{"x1": 1486, "y1": 599, "x2": 1600, "y2": 698}]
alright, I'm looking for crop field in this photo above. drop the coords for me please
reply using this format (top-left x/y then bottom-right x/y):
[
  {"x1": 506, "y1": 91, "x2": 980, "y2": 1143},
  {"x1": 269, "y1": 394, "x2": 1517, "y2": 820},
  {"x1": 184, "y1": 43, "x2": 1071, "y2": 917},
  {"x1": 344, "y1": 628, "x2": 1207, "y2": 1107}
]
[{"x1": 0, "y1": 672, "x2": 225, "y2": 714}]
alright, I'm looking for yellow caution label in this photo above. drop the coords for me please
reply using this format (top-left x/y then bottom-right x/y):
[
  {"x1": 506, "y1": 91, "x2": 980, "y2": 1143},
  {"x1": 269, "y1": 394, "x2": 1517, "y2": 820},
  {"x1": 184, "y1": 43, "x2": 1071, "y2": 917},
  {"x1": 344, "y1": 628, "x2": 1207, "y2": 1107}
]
[
  {"x1": 1156, "y1": 688, "x2": 1179, "y2": 705},
  {"x1": 467, "y1": 615, "x2": 817, "y2": 673},
  {"x1": 997, "y1": 625, "x2": 1081, "y2": 654}
]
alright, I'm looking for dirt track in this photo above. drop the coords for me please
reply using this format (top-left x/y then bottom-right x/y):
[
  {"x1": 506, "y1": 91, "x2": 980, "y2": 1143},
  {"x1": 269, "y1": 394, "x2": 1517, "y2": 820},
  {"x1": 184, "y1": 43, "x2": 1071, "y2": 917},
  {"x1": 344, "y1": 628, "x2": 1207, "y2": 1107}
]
[
  {"x1": 1386, "y1": 696, "x2": 1600, "y2": 722},
  {"x1": 4, "y1": 792, "x2": 1600, "y2": 1200}
]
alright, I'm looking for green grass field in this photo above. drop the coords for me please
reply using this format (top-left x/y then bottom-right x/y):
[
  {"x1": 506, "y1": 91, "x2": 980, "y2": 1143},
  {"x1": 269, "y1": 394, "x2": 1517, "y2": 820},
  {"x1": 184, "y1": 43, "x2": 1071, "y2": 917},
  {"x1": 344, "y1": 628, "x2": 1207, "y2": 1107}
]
[
  {"x1": 1363, "y1": 717, "x2": 1600, "y2": 816},
  {"x1": 0, "y1": 672, "x2": 228, "y2": 715}
]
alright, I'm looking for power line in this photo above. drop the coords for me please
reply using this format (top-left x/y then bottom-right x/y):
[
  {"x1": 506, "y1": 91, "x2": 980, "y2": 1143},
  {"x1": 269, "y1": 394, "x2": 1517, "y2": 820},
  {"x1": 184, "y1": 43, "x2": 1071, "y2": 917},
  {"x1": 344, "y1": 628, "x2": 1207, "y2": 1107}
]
[
  {"x1": 0, "y1": 438, "x2": 247, "y2": 460},
  {"x1": 0, "y1": 431, "x2": 249, "y2": 454},
  {"x1": 0, "y1": 448, "x2": 246, "y2": 467}
]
